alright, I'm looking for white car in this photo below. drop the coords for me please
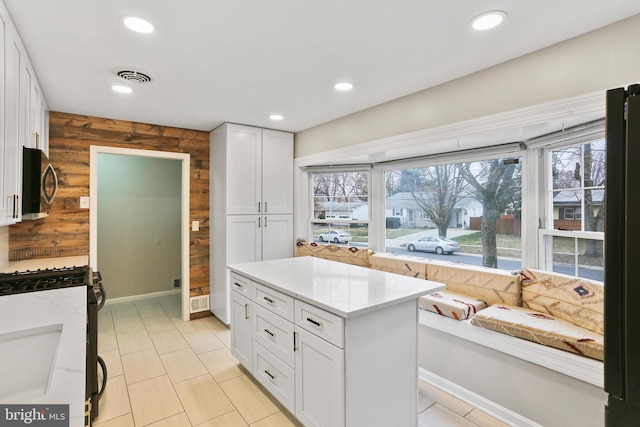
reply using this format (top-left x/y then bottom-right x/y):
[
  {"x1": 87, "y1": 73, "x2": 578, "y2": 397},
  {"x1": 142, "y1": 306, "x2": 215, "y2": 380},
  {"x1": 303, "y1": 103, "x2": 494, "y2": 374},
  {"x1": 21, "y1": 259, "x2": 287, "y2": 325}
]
[
  {"x1": 407, "y1": 236, "x2": 460, "y2": 254},
  {"x1": 318, "y1": 230, "x2": 352, "y2": 243}
]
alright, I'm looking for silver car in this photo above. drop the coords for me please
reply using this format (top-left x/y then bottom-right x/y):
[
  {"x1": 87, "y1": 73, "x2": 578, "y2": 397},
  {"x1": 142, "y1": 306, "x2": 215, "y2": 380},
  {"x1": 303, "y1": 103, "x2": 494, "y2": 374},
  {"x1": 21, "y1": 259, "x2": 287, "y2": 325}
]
[
  {"x1": 407, "y1": 236, "x2": 460, "y2": 255},
  {"x1": 318, "y1": 230, "x2": 352, "y2": 243}
]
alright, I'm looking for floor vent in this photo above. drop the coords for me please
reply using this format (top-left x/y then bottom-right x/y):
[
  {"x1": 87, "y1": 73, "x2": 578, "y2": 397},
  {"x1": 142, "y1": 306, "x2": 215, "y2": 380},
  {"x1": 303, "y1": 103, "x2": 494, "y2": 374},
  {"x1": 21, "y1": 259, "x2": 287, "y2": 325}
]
[{"x1": 190, "y1": 295, "x2": 209, "y2": 313}]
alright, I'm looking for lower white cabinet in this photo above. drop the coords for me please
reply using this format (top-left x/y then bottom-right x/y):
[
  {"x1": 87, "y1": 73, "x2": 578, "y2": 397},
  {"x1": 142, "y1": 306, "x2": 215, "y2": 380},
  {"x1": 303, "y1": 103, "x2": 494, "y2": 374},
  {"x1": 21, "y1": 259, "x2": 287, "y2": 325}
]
[
  {"x1": 229, "y1": 269, "x2": 424, "y2": 427},
  {"x1": 229, "y1": 291, "x2": 252, "y2": 370}
]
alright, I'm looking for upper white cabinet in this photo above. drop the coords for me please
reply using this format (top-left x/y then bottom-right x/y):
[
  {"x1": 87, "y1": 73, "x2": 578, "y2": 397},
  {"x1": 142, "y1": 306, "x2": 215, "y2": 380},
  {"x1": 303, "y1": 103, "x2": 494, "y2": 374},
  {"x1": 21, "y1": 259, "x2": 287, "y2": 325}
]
[
  {"x1": 225, "y1": 124, "x2": 293, "y2": 215},
  {"x1": 210, "y1": 123, "x2": 294, "y2": 324},
  {"x1": 0, "y1": 2, "x2": 49, "y2": 226}
]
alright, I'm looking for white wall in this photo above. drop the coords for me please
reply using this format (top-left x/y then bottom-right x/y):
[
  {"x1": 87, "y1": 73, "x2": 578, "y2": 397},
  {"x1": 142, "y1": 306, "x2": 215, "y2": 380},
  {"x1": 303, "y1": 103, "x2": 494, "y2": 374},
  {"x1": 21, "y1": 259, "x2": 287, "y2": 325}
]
[
  {"x1": 295, "y1": 14, "x2": 640, "y2": 158},
  {"x1": 97, "y1": 154, "x2": 181, "y2": 299}
]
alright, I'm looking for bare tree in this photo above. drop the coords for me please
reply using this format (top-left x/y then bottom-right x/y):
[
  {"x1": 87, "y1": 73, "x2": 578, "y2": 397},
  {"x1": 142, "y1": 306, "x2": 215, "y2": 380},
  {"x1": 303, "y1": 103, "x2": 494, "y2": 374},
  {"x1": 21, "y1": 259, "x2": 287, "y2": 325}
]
[
  {"x1": 410, "y1": 165, "x2": 465, "y2": 237},
  {"x1": 458, "y1": 159, "x2": 519, "y2": 268}
]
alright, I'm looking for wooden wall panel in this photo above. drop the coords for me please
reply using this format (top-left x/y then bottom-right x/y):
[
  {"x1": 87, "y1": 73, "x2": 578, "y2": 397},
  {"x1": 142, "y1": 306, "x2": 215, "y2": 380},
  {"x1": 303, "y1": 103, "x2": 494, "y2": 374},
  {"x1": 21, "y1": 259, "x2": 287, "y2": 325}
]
[{"x1": 9, "y1": 112, "x2": 211, "y2": 311}]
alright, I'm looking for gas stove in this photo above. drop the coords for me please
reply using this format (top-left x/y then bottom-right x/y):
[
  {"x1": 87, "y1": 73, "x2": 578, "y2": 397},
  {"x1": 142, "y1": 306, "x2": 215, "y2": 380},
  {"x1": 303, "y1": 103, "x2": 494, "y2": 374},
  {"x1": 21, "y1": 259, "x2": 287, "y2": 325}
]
[{"x1": 0, "y1": 265, "x2": 92, "y2": 296}]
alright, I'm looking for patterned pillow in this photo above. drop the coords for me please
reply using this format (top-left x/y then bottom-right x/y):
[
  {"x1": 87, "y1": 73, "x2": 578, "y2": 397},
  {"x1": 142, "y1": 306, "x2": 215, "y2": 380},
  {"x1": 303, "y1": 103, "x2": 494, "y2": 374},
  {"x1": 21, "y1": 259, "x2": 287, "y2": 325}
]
[
  {"x1": 419, "y1": 290, "x2": 487, "y2": 320},
  {"x1": 426, "y1": 260, "x2": 521, "y2": 306},
  {"x1": 471, "y1": 304, "x2": 603, "y2": 361},
  {"x1": 295, "y1": 241, "x2": 372, "y2": 268},
  {"x1": 369, "y1": 252, "x2": 428, "y2": 279},
  {"x1": 520, "y1": 268, "x2": 603, "y2": 335}
]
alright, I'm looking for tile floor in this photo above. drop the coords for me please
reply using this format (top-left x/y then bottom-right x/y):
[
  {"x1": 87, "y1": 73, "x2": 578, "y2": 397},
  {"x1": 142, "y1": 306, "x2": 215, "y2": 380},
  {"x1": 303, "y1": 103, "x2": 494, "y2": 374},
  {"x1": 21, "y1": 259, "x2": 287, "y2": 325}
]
[{"x1": 95, "y1": 294, "x2": 509, "y2": 427}]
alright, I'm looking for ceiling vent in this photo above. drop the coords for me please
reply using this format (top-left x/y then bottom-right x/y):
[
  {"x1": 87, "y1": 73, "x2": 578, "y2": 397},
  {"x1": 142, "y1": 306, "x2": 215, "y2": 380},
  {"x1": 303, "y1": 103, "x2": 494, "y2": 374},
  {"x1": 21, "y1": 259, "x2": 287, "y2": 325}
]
[{"x1": 116, "y1": 70, "x2": 152, "y2": 83}]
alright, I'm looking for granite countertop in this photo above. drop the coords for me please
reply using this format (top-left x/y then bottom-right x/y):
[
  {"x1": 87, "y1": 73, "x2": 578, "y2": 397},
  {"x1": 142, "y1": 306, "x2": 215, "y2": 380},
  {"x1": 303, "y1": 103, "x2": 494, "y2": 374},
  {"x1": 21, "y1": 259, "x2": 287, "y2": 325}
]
[
  {"x1": 0, "y1": 286, "x2": 86, "y2": 427},
  {"x1": 228, "y1": 256, "x2": 444, "y2": 318}
]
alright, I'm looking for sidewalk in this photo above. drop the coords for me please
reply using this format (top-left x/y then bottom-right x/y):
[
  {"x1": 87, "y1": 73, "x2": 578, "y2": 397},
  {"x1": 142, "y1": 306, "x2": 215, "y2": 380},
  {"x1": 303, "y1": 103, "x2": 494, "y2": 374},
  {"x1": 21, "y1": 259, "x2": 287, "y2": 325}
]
[{"x1": 385, "y1": 227, "x2": 478, "y2": 249}]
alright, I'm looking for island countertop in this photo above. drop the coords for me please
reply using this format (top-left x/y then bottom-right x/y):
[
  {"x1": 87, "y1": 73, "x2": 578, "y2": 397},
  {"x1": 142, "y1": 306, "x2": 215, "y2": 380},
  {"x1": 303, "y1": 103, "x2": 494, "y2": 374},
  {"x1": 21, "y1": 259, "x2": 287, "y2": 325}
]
[{"x1": 228, "y1": 256, "x2": 444, "y2": 318}]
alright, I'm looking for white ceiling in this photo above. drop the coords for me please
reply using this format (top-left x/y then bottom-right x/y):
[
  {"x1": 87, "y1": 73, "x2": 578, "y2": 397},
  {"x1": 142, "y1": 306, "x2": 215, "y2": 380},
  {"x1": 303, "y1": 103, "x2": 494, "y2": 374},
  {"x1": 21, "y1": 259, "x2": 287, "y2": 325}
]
[{"x1": 4, "y1": 0, "x2": 640, "y2": 134}]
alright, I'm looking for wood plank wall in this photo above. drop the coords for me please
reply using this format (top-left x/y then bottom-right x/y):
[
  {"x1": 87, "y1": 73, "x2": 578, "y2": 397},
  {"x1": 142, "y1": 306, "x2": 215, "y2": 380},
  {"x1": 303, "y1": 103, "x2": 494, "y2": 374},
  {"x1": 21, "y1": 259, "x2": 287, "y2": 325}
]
[{"x1": 8, "y1": 112, "x2": 210, "y2": 305}]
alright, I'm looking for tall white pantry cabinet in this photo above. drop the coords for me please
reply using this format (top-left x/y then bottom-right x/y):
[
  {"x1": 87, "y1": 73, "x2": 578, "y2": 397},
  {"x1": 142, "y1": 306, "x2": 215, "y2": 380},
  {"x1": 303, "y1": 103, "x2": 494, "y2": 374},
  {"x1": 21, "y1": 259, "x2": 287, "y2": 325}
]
[{"x1": 210, "y1": 123, "x2": 294, "y2": 324}]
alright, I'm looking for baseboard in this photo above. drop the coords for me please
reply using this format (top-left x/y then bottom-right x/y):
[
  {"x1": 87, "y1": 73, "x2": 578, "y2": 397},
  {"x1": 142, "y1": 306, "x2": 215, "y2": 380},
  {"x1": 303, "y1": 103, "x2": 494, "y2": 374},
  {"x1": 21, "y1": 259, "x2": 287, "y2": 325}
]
[
  {"x1": 104, "y1": 289, "x2": 181, "y2": 305},
  {"x1": 419, "y1": 368, "x2": 543, "y2": 427}
]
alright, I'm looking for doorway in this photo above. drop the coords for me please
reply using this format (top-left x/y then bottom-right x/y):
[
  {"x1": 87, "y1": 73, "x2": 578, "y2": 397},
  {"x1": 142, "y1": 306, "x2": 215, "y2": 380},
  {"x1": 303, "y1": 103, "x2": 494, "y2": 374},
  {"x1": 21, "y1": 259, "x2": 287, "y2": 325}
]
[{"x1": 89, "y1": 146, "x2": 191, "y2": 321}]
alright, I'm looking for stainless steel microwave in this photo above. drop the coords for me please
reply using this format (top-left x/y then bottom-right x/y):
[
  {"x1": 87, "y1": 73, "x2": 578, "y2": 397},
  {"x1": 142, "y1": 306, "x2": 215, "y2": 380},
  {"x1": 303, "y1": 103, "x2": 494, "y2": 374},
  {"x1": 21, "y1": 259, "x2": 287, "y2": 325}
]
[{"x1": 22, "y1": 147, "x2": 58, "y2": 220}]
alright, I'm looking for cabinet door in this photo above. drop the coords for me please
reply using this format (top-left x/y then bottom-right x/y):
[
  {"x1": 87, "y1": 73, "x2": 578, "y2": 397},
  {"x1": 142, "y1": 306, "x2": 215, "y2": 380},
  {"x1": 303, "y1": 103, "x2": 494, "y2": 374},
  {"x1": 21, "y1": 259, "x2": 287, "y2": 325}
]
[
  {"x1": 0, "y1": 13, "x2": 6, "y2": 225},
  {"x1": 261, "y1": 215, "x2": 293, "y2": 261},
  {"x1": 2, "y1": 32, "x2": 22, "y2": 224},
  {"x1": 262, "y1": 130, "x2": 293, "y2": 214},
  {"x1": 226, "y1": 215, "x2": 262, "y2": 264},
  {"x1": 226, "y1": 124, "x2": 262, "y2": 214},
  {"x1": 295, "y1": 327, "x2": 345, "y2": 427},
  {"x1": 230, "y1": 291, "x2": 253, "y2": 371}
]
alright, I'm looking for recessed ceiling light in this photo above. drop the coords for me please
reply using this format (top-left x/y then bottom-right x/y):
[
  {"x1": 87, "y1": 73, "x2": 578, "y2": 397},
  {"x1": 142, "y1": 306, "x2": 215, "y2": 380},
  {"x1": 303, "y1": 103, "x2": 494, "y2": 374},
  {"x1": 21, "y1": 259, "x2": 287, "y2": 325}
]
[
  {"x1": 123, "y1": 16, "x2": 154, "y2": 34},
  {"x1": 471, "y1": 11, "x2": 507, "y2": 31},
  {"x1": 334, "y1": 82, "x2": 353, "y2": 91},
  {"x1": 270, "y1": 114, "x2": 284, "y2": 121},
  {"x1": 112, "y1": 85, "x2": 132, "y2": 94}
]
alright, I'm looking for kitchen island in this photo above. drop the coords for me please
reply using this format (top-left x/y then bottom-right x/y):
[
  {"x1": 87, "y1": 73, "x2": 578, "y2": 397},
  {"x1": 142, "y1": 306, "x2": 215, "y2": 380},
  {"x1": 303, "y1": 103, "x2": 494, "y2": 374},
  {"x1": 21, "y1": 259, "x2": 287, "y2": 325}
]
[{"x1": 227, "y1": 256, "x2": 444, "y2": 427}]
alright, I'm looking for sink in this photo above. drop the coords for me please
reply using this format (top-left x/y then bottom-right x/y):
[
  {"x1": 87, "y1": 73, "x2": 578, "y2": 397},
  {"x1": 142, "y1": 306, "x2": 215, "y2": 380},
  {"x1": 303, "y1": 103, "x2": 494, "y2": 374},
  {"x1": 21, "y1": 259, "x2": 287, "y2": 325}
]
[{"x1": 0, "y1": 323, "x2": 63, "y2": 402}]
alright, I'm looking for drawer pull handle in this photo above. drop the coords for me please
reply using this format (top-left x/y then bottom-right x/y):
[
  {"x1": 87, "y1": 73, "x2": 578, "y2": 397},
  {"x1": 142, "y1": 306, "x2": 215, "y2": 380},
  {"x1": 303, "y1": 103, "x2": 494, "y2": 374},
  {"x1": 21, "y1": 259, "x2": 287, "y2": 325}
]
[
  {"x1": 265, "y1": 369, "x2": 275, "y2": 380},
  {"x1": 264, "y1": 328, "x2": 275, "y2": 337},
  {"x1": 234, "y1": 282, "x2": 243, "y2": 289},
  {"x1": 264, "y1": 296, "x2": 275, "y2": 304},
  {"x1": 293, "y1": 331, "x2": 298, "y2": 351},
  {"x1": 306, "y1": 317, "x2": 322, "y2": 327},
  {"x1": 244, "y1": 304, "x2": 249, "y2": 320}
]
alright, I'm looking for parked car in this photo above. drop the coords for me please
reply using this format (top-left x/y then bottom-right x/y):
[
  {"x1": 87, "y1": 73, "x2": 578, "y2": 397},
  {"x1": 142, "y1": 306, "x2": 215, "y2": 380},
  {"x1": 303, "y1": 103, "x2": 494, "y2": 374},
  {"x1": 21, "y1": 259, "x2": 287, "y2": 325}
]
[
  {"x1": 318, "y1": 230, "x2": 352, "y2": 243},
  {"x1": 407, "y1": 236, "x2": 460, "y2": 254}
]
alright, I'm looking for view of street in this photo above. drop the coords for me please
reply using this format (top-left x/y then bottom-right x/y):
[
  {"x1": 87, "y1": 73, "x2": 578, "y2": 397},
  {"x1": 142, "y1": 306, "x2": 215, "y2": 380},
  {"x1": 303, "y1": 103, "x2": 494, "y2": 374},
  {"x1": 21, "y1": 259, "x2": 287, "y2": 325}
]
[{"x1": 314, "y1": 227, "x2": 604, "y2": 282}]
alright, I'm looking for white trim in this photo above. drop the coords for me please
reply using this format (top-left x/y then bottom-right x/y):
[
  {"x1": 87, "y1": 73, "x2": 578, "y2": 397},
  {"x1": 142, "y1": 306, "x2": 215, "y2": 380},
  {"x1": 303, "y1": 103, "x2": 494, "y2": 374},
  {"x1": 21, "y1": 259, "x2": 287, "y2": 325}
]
[
  {"x1": 419, "y1": 310, "x2": 604, "y2": 387},
  {"x1": 89, "y1": 146, "x2": 191, "y2": 322},
  {"x1": 539, "y1": 228, "x2": 604, "y2": 240},
  {"x1": 104, "y1": 289, "x2": 181, "y2": 305},
  {"x1": 295, "y1": 91, "x2": 604, "y2": 168},
  {"x1": 419, "y1": 368, "x2": 543, "y2": 427}
]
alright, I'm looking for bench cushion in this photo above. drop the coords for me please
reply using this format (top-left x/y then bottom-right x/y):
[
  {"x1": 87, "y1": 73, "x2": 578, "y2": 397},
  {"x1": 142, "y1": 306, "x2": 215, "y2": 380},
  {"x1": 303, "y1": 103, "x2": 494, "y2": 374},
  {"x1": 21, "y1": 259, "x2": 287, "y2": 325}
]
[
  {"x1": 520, "y1": 268, "x2": 604, "y2": 335},
  {"x1": 426, "y1": 261, "x2": 521, "y2": 306},
  {"x1": 369, "y1": 252, "x2": 428, "y2": 279},
  {"x1": 470, "y1": 304, "x2": 603, "y2": 361},
  {"x1": 295, "y1": 241, "x2": 372, "y2": 268},
  {"x1": 419, "y1": 290, "x2": 487, "y2": 320}
]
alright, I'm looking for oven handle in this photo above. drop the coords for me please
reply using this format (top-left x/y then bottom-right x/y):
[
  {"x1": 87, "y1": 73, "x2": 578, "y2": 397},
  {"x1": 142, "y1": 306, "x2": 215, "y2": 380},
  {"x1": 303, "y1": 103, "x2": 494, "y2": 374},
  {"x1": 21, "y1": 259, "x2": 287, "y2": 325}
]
[
  {"x1": 96, "y1": 282, "x2": 106, "y2": 311},
  {"x1": 97, "y1": 355, "x2": 107, "y2": 399}
]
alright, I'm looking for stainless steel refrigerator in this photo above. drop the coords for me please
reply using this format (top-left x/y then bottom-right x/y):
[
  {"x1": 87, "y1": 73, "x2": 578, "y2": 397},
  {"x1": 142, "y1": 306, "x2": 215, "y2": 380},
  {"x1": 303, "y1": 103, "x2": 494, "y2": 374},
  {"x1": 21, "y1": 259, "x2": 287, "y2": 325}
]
[{"x1": 604, "y1": 84, "x2": 640, "y2": 425}]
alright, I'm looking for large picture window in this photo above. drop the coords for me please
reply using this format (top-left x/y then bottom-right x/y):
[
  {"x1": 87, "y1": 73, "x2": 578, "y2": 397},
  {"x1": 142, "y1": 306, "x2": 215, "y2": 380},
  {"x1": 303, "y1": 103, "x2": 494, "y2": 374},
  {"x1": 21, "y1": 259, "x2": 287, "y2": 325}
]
[
  {"x1": 309, "y1": 170, "x2": 369, "y2": 246},
  {"x1": 384, "y1": 156, "x2": 522, "y2": 270}
]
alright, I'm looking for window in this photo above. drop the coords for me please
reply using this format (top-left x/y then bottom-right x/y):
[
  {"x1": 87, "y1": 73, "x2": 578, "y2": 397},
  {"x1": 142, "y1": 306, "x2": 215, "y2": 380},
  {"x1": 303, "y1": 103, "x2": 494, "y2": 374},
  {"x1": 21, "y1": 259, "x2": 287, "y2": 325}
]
[
  {"x1": 539, "y1": 133, "x2": 605, "y2": 281},
  {"x1": 384, "y1": 155, "x2": 522, "y2": 269},
  {"x1": 309, "y1": 169, "x2": 369, "y2": 246}
]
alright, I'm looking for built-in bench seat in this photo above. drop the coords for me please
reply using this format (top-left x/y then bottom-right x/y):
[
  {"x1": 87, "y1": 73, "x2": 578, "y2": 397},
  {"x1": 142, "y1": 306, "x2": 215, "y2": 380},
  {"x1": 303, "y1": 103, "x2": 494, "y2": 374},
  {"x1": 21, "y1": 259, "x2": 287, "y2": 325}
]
[{"x1": 295, "y1": 242, "x2": 606, "y2": 426}]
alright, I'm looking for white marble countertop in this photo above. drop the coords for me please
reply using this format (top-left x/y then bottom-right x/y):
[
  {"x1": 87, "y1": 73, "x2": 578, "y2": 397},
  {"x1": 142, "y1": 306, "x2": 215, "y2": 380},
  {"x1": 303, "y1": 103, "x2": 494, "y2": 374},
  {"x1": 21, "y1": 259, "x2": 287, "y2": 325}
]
[
  {"x1": 0, "y1": 256, "x2": 89, "y2": 273},
  {"x1": 0, "y1": 287, "x2": 86, "y2": 427},
  {"x1": 228, "y1": 256, "x2": 444, "y2": 318}
]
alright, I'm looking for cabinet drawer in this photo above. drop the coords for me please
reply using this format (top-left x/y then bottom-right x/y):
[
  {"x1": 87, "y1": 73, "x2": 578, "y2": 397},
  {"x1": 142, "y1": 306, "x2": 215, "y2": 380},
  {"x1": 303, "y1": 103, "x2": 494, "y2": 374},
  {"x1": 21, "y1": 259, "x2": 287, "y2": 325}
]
[
  {"x1": 253, "y1": 305, "x2": 294, "y2": 368},
  {"x1": 253, "y1": 342, "x2": 295, "y2": 413},
  {"x1": 230, "y1": 272, "x2": 253, "y2": 298},
  {"x1": 254, "y1": 282, "x2": 294, "y2": 322},
  {"x1": 295, "y1": 300, "x2": 344, "y2": 348}
]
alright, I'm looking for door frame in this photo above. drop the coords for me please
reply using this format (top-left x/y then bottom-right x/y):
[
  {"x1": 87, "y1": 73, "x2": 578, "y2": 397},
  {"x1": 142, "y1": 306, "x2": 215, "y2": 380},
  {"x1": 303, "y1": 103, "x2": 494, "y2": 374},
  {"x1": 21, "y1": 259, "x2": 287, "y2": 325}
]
[{"x1": 89, "y1": 146, "x2": 191, "y2": 321}]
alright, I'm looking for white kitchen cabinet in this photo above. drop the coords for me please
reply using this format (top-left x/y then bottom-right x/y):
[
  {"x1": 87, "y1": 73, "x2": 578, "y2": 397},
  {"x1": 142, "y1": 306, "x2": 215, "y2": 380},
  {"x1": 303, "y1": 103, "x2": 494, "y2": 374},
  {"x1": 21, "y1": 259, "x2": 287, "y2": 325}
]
[
  {"x1": 210, "y1": 123, "x2": 294, "y2": 324},
  {"x1": 295, "y1": 326, "x2": 344, "y2": 427},
  {"x1": 228, "y1": 257, "x2": 445, "y2": 427},
  {"x1": 1, "y1": 26, "x2": 23, "y2": 225},
  {"x1": 230, "y1": 290, "x2": 253, "y2": 370},
  {"x1": 0, "y1": 3, "x2": 49, "y2": 226}
]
